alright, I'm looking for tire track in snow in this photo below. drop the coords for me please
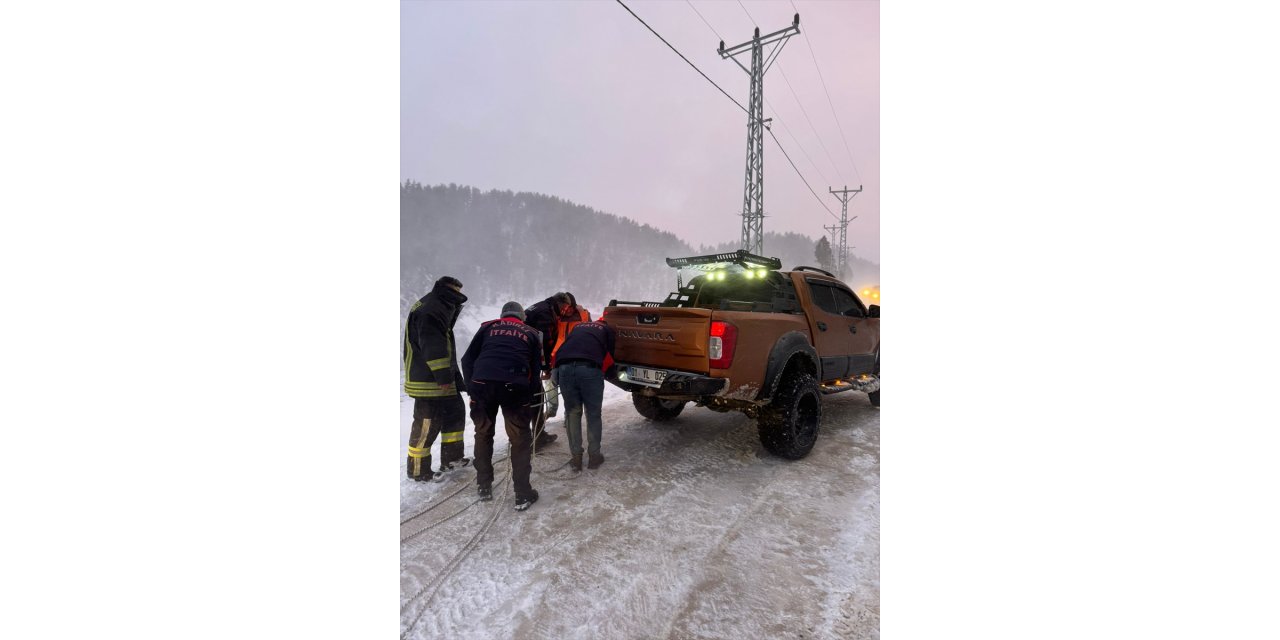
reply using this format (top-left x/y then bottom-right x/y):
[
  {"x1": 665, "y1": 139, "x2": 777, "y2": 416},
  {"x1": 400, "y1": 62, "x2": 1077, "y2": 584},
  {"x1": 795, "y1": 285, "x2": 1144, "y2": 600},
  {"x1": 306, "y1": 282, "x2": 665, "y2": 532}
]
[{"x1": 399, "y1": 390, "x2": 880, "y2": 639}]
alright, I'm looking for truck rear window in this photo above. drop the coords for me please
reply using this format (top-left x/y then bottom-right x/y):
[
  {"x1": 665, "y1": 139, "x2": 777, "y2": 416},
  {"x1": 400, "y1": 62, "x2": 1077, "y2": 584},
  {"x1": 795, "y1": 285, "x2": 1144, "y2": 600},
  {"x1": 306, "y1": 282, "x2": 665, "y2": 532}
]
[{"x1": 662, "y1": 272, "x2": 795, "y2": 312}]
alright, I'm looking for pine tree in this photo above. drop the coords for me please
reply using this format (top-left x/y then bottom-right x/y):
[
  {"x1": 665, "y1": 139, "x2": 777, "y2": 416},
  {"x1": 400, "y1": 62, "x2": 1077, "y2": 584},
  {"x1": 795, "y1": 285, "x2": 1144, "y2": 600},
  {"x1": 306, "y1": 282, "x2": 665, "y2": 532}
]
[{"x1": 815, "y1": 236, "x2": 834, "y2": 272}]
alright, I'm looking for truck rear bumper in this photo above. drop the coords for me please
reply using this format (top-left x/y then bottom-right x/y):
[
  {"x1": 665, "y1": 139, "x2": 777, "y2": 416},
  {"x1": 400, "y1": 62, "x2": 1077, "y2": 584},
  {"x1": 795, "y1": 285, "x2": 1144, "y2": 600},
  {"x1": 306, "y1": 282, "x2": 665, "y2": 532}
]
[{"x1": 609, "y1": 364, "x2": 727, "y2": 397}]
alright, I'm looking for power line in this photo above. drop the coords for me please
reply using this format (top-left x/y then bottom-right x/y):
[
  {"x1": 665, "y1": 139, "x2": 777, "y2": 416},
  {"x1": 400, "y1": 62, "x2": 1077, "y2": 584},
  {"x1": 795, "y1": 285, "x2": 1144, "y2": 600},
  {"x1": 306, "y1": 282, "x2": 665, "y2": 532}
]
[
  {"x1": 736, "y1": 0, "x2": 756, "y2": 28},
  {"x1": 740, "y1": 0, "x2": 844, "y2": 183},
  {"x1": 777, "y1": 67, "x2": 844, "y2": 182},
  {"x1": 769, "y1": 128, "x2": 838, "y2": 220},
  {"x1": 684, "y1": 0, "x2": 723, "y2": 42},
  {"x1": 685, "y1": 2, "x2": 829, "y2": 186},
  {"x1": 617, "y1": 0, "x2": 836, "y2": 221},
  {"x1": 790, "y1": 0, "x2": 863, "y2": 184},
  {"x1": 767, "y1": 96, "x2": 830, "y2": 186},
  {"x1": 615, "y1": 0, "x2": 746, "y2": 114},
  {"x1": 718, "y1": 12, "x2": 801, "y2": 254}
]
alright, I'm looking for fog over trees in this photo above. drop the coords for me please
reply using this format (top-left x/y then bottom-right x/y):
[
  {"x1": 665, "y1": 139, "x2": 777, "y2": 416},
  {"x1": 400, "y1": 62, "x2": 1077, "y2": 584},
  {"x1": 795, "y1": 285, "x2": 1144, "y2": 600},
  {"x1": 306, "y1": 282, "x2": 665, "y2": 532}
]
[
  {"x1": 401, "y1": 182, "x2": 880, "y2": 320},
  {"x1": 700, "y1": 232, "x2": 880, "y2": 288}
]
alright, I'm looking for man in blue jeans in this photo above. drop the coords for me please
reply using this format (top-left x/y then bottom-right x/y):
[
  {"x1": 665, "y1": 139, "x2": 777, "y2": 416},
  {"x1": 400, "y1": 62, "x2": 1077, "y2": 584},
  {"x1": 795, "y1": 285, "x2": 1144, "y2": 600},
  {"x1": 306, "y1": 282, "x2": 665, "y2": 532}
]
[{"x1": 551, "y1": 316, "x2": 616, "y2": 471}]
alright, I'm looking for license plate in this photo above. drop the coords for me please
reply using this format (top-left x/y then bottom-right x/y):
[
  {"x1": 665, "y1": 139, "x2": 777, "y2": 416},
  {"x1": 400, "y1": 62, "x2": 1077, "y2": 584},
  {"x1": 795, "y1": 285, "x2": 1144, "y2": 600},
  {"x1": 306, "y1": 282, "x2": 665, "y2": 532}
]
[{"x1": 626, "y1": 366, "x2": 667, "y2": 387}]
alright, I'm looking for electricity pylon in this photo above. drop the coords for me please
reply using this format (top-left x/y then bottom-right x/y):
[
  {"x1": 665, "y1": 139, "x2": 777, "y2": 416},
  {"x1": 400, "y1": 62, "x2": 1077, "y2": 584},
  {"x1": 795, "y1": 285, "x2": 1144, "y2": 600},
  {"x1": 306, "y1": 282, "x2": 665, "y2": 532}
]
[
  {"x1": 822, "y1": 223, "x2": 840, "y2": 272},
  {"x1": 719, "y1": 14, "x2": 800, "y2": 255},
  {"x1": 828, "y1": 185, "x2": 862, "y2": 280}
]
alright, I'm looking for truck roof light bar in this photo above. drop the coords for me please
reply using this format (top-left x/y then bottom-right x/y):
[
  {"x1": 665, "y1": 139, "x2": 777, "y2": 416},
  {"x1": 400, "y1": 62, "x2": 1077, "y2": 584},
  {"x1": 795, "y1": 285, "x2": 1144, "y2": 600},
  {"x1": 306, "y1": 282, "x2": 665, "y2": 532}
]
[{"x1": 665, "y1": 250, "x2": 782, "y2": 270}]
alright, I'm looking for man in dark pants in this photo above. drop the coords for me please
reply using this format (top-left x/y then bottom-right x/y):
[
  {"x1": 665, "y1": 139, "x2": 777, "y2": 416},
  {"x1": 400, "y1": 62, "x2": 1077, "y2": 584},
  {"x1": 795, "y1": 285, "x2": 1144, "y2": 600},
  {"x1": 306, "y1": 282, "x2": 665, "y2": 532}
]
[
  {"x1": 402, "y1": 276, "x2": 470, "y2": 482},
  {"x1": 552, "y1": 315, "x2": 616, "y2": 471},
  {"x1": 461, "y1": 301, "x2": 543, "y2": 510},
  {"x1": 522, "y1": 292, "x2": 573, "y2": 447}
]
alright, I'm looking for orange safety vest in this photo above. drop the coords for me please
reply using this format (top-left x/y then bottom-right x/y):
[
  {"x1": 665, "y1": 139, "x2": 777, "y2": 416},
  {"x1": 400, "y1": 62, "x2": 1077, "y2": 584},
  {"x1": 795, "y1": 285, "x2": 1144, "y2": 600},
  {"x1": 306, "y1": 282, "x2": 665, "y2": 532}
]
[{"x1": 551, "y1": 307, "x2": 590, "y2": 360}]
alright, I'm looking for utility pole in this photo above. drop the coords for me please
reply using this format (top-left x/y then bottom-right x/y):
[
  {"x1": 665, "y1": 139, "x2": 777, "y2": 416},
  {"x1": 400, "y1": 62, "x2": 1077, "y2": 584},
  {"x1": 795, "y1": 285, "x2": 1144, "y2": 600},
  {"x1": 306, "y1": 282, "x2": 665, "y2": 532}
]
[
  {"x1": 828, "y1": 184, "x2": 862, "y2": 280},
  {"x1": 822, "y1": 223, "x2": 840, "y2": 272},
  {"x1": 719, "y1": 14, "x2": 800, "y2": 256}
]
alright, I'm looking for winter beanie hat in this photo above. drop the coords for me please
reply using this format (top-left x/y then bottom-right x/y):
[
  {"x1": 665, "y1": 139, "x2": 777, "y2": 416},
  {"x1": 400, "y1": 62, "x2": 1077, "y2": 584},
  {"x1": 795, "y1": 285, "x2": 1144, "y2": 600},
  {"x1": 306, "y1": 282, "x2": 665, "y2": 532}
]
[{"x1": 501, "y1": 301, "x2": 526, "y2": 321}]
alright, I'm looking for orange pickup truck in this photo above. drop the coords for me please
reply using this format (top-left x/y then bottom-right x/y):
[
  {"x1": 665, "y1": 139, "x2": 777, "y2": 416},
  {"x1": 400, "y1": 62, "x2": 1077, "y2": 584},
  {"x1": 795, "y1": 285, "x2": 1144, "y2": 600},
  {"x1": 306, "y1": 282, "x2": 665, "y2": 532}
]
[{"x1": 603, "y1": 251, "x2": 880, "y2": 459}]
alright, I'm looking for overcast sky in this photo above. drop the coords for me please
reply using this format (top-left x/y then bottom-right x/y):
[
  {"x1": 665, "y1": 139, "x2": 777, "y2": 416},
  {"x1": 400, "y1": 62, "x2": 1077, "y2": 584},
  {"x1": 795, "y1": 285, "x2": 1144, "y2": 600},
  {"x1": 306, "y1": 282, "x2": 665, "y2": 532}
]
[{"x1": 402, "y1": 0, "x2": 879, "y2": 263}]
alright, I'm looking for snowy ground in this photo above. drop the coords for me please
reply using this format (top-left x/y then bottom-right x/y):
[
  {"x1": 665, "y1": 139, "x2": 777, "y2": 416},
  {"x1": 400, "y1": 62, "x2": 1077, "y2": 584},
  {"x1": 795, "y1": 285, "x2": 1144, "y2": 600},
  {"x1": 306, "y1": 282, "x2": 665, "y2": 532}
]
[{"x1": 399, "y1": 384, "x2": 880, "y2": 640}]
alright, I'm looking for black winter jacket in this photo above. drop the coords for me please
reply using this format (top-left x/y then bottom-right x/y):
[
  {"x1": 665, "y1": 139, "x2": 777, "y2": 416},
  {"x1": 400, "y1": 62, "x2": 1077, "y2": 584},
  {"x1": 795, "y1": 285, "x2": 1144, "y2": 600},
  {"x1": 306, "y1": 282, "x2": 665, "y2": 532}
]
[
  {"x1": 523, "y1": 296, "x2": 559, "y2": 372},
  {"x1": 552, "y1": 320, "x2": 616, "y2": 369},
  {"x1": 461, "y1": 317, "x2": 543, "y2": 391},
  {"x1": 403, "y1": 281, "x2": 467, "y2": 397}
]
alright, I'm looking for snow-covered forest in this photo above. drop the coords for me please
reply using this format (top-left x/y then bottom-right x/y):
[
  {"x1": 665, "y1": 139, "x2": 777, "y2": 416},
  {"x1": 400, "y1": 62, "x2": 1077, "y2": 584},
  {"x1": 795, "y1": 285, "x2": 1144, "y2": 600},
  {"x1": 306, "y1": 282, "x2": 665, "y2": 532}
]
[
  {"x1": 402, "y1": 182, "x2": 686, "y2": 316},
  {"x1": 401, "y1": 181, "x2": 880, "y2": 324}
]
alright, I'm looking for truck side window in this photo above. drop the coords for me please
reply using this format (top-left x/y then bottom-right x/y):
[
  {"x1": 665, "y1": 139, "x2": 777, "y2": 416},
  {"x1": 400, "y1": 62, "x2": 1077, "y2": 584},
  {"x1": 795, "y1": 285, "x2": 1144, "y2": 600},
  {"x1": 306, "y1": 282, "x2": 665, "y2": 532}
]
[
  {"x1": 806, "y1": 281, "x2": 840, "y2": 314},
  {"x1": 831, "y1": 287, "x2": 864, "y2": 317}
]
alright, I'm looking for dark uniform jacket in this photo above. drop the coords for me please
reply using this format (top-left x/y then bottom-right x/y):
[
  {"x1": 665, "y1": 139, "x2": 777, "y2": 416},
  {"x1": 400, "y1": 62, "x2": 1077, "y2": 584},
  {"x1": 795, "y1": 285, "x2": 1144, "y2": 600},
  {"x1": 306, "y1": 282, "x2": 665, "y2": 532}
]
[
  {"x1": 461, "y1": 317, "x2": 544, "y2": 390},
  {"x1": 523, "y1": 297, "x2": 560, "y2": 373},
  {"x1": 552, "y1": 320, "x2": 616, "y2": 370},
  {"x1": 403, "y1": 281, "x2": 467, "y2": 398}
]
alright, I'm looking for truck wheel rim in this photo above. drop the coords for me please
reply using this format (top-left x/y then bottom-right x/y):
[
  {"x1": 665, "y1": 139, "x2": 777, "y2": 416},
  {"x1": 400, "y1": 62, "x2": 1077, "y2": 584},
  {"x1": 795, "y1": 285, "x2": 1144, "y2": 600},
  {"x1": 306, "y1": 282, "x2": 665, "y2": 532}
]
[{"x1": 793, "y1": 391, "x2": 819, "y2": 445}]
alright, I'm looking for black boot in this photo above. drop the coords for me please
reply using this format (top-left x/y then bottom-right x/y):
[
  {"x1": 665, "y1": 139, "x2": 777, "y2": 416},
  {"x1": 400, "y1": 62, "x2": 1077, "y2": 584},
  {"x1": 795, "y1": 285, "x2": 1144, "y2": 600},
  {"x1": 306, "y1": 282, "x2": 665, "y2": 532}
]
[
  {"x1": 569, "y1": 454, "x2": 583, "y2": 472},
  {"x1": 440, "y1": 457, "x2": 472, "y2": 472},
  {"x1": 534, "y1": 432, "x2": 558, "y2": 448},
  {"x1": 514, "y1": 490, "x2": 539, "y2": 511},
  {"x1": 477, "y1": 485, "x2": 492, "y2": 501},
  {"x1": 587, "y1": 453, "x2": 604, "y2": 469}
]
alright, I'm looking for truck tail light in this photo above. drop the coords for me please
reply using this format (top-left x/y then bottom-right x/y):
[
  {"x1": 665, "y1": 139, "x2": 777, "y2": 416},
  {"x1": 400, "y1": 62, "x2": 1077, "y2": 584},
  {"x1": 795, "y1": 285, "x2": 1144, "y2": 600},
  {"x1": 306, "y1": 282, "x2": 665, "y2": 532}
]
[{"x1": 708, "y1": 321, "x2": 737, "y2": 369}]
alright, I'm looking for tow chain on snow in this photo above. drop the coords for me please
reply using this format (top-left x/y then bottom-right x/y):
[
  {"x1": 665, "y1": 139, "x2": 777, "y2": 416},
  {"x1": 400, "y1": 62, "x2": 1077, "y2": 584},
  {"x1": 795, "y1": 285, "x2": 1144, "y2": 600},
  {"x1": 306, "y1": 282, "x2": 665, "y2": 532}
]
[
  {"x1": 400, "y1": 383, "x2": 556, "y2": 526},
  {"x1": 401, "y1": 384, "x2": 570, "y2": 637},
  {"x1": 400, "y1": 454, "x2": 510, "y2": 525},
  {"x1": 401, "y1": 471, "x2": 509, "y2": 640},
  {"x1": 400, "y1": 469, "x2": 510, "y2": 543}
]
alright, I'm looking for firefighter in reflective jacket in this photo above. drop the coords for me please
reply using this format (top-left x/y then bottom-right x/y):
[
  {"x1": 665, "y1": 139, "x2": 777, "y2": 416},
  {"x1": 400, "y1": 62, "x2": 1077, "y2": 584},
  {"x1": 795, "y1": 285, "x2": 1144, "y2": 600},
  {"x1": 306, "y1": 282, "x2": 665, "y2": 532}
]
[
  {"x1": 403, "y1": 276, "x2": 470, "y2": 482},
  {"x1": 461, "y1": 301, "x2": 543, "y2": 511}
]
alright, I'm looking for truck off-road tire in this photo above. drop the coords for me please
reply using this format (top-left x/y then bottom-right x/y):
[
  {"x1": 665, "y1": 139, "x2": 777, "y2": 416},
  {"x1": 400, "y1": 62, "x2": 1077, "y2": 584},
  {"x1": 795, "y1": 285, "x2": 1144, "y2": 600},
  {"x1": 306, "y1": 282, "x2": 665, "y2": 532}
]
[
  {"x1": 632, "y1": 393, "x2": 687, "y2": 421},
  {"x1": 757, "y1": 371, "x2": 822, "y2": 459}
]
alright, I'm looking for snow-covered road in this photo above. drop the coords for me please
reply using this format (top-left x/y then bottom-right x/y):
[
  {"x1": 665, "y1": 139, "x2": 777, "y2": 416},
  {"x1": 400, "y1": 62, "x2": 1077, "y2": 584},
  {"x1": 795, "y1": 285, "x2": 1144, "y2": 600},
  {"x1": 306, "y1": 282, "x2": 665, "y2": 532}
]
[{"x1": 399, "y1": 385, "x2": 879, "y2": 639}]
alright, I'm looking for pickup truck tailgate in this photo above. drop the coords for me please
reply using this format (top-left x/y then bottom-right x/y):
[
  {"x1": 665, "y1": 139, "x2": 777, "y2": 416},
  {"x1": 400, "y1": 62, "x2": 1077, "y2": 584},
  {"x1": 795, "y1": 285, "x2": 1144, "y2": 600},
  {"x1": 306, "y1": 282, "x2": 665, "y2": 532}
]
[{"x1": 604, "y1": 306, "x2": 712, "y2": 375}]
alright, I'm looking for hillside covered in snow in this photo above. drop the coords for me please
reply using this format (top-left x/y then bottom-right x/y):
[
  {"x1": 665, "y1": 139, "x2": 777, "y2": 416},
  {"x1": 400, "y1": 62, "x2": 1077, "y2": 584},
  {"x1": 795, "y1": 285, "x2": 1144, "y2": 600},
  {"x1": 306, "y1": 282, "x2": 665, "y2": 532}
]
[{"x1": 400, "y1": 182, "x2": 880, "y2": 325}]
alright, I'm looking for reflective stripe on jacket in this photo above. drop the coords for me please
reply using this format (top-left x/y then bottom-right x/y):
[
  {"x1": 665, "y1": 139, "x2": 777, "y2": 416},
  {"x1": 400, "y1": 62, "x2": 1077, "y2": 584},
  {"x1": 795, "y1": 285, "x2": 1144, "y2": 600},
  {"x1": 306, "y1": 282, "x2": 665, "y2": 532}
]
[{"x1": 403, "y1": 282, "x2": 467, "y2": 398}]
